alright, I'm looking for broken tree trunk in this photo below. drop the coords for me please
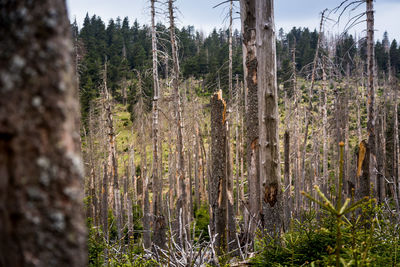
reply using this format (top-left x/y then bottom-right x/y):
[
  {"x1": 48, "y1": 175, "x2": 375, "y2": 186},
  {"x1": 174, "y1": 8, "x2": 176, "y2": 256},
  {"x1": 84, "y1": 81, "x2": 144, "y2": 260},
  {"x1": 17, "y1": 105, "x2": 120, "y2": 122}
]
[{"x1": 210, "y1": 91, "x2": 228, "y2": 255}]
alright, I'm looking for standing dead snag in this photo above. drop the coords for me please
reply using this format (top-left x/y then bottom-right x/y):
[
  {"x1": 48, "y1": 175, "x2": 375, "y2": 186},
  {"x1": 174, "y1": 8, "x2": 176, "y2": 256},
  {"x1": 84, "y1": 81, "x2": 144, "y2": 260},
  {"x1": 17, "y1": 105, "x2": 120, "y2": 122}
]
[
  {"x1": 150, "y1": 0, "x2": 165, "y2": 248},
  {"x1": 284, "y1": 131, "x2": 290, "y2": 228},
  {"x1": 393, "y1": 80, "x2": 400, "y2": 212},
  {"x1": 356, "y1": 0, "x2": 376, "y2": 200},
  {"x1": 102, "y1": 60, "x2": 122, "y2": 240},
  {"x1": 210, "y1": 90, "x2": 228, "y2": 255},
  {"x1": 240, "y1": 0, "x2": 260, "y2": 238},
  {"x1": 255, "y1": 0, "x2": 283, "y2": 233},
  {"x1": 357, "y1": 140, "x2": 370, "y2": 201},
  {"x1": 226, "y1": 0, "x2": 237, "y2": 253},
  {"x1": 0, "y1": 0, "x2": 86, "y2": 265},
  {"x1": 102, "y1": 164, "x2": 109, "y2": 243},
  {"x1": 168, "y1": 0, "x2": 188, "y2": 246}
]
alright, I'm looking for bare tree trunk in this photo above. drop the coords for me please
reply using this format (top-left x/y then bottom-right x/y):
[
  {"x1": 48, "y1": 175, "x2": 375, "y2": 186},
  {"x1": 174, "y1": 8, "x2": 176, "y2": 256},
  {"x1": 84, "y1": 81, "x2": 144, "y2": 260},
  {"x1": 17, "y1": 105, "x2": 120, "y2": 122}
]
[
  {"x1": 321, "y1": 62, "x2": 328, "y2": 196},
  {"x1": 188, "y1": 148, "x2": 193, "y2": 221},
  {"x1": 128, "y1": 145, "x2": 135, "y2": 242},
  {"x1": 168, "y1": 124, "x2": 176, "y2": 208},
  {"x1": 151, "y1": 0, "x2": 165, "y2": 248},
  {"x1": 228, "y1": 0, "x2": 233, "y2": 103},
  {"x1": 130, "y1": 143, "x2": 137, "y2": 206},
  {"x1": 380, "y1": 87, "x2": 387, "y2": 202},
  {"x1": 87, "y1": 112, "x2": 98, "y2": 226},
  {"x1": 291, "y1": 42, "x2": 302, "y2": 218},
  {"x1": 300, "y1": 10, "x2": 325, "y2": 213},
  {"x1": 0, "y1": 1, "x2": 86, "y2": 264},
  {"x1": 168, "y1": 0, "x2": 187, "y2": 246},
  {"x1": 226, "y1": 113, "x2": 237, "y2": 253},
  {"x1": 284, "y1": 131, "x2": 291, "y2": 229},
  {"x1": 103, "y1": 60, "x2": 122, "y2": 240},
  {"x1": 240, "y1": 0, "x2": 260, "y2": 238},
  {"x1": 235, "y1": 76, "x2": 241, "y2": 216},
  {"x1": 393, "y1": 78, "x2": 400, "y2": 212},
  {"x1": 194, "y1": 123, "x2": 201, "y2": 208},
  {"x1": 210, "y1": 91, "x2": 228, "y2": 255},
  {"x1": 102, "y1": 164, "x2": 109, "y2": 242},
  {"x1": 256, "y1": 0, "x2": 282, "y2": 234},
  {"x1": 142, "y1": 138, "x2": 151, "y2": 249},
  {"x1": 199, "y1": 128, "x2": 207, "y2": 204},
  {"x1": 226, "y1": 1, "x2": 237, "y2": 253},
  {"x1": 360, "y1": 0, "x2": 375, "y2": 199},
  {"x1": 344, "y1": 65, "x2": 350, "y2": 198}
]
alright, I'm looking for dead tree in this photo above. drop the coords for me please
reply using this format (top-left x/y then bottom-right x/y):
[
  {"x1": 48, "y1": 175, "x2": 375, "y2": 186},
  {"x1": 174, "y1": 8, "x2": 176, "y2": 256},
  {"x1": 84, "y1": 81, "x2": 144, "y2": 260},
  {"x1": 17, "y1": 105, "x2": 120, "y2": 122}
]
[
  {"x1": 240, "y1": 0, "x2": 260, "y2": 237},
  {"x1": 359, "y1": 0, "x2": 375, "y2": 199},
  {"x1": 300, "y1": 10, "x2": 325, "y2": 212},
  {"x1": 291, "y1": 42, "x2": 302, "y2": 217},
  {"x1": 210, "y1": 91, "x2": 228, "y2": 255},
  {"x1": 0, "y1": 0, "x2": 86, "y2": 265},
  {"x1": 194, "y1": 123, "x2": 201, "y2": 207},
  {"x1": 226, "y1": 0, "x2": 237, "y2": 252},
  {"x1": 101, "y1": 164, "x2": 109, "y2": 242},
  {"x1": 319, "y1": 60, "x2": 328, "y2": 199},
  {"x1": 235, "y1": 75, "x2": 241, "y2": 216},
  {"x1": 168, "y1": 0, "x2": 188, "y2": 246},
  {"x1": 284, "y1": 131, "x2": 291, "y2": 228},
  {"x1": 393, "y1": 76, "x2": 400, "y2": 212},
  {"x1": 134, "y1": 71, "x2": 151, "y2": 249},
  {"x1": 256, "y1": 0, "x2": 282, "y2": 234},
  {"x1": 150, "y1": 0, "x2": 165, "y2": 248},
  {"x1": 228, "y1": 0, "x2": 233, "y2": 103},
  {"x1": 102, "y1": 60, "x2": 122, "y2": 240}
]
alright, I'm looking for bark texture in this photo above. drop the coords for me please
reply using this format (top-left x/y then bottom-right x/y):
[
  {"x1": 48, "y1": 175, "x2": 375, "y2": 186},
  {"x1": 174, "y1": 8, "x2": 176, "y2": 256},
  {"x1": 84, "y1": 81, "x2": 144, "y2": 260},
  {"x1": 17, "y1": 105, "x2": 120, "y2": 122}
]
[
  {"x1": 210, "y1": 91, "x2": 227, "y2": 255},
  {"x1": 240, "y1": 0, "x2": 260, "y2": 236},
  {"x1": 168, "y1": 0, "x2": 188, "y2": 244},
  {"x1": 361, "y1": 0, "x2": 375, "y2": 199},
  {"x1": 151, "y1": 0, "x2": 165, "y2": 248},
  {"x1": 255, "y1": 0, "x2": 283, "y2": 234},
  {"x1": 0, "y1": 0, "x2": 86, "y2": 265}
]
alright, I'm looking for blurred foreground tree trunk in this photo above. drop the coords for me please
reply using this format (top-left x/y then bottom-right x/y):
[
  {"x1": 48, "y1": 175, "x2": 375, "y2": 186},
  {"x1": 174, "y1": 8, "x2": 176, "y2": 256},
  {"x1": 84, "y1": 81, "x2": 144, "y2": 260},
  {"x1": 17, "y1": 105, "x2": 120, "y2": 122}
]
[{"x1": 0, "y1": 0, "x2": 86, "y2": 265}]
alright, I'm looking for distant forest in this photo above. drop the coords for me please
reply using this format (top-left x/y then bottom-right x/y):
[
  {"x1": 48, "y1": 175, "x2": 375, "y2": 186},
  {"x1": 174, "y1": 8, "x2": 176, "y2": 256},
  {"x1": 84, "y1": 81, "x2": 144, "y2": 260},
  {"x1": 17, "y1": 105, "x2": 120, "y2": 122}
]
[{"x1": 72, "y1": 14, "x2": 400, "y2": 124}]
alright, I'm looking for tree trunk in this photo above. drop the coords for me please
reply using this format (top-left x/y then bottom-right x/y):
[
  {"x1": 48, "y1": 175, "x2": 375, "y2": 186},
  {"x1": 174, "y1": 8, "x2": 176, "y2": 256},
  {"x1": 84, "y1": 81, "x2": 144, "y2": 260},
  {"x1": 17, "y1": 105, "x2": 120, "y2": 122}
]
[
  {"x1": 240, "y1": 0, "x2": 260, "y2": 238},
  {"x1": 102, "y1": 60, "x2": 122, "y2": 239},
  {"x1": 284, "y1": 131, "x2": 291, "y2": 229},
  {"x1": 194, "y1": 123, "x2": 200, "y2": 207},
  {"x1": 321, "y1": 62, "x2": 329, "y2": 196},
  {"x1": 255, "y1": 0, "x2": 282, "y2": 234},
  {"x1": 235, "y1": 76, "x2": 241, "y2": 216},
  {"x1": 226, "y1": 112, "x2": 237, "y2": 253},
  {"x1": 0, "y1": 0, "x2": 86, "y2": 264},
  {"x1": 168, "y1": 0, "x2": 187, "y2": 246},
  {"x1": 393, "y1": 79, "x2": 400, "y2": 212},
  {"x1": 228, "y1": 0, "x2": 233, "y2": 103},
  {"x1": 141, "y1": 139, "x2": 151, "y2": 249},
  {"x1": 291, "y1": 42, "x2": 302, "y2": 217},
  {"x1": 151, "y1": 0, "x2": 165, "y2": 248},
  {"x1": 361, "y1": 0, "x2": 375, "y2": 199},
  {"x1": 128, "y1": 145, "x2": 135, "y2": 242},
  {"x1": 101, "y1": 164, "x2": 109, "y2": 242},
  {"x1": 210, "y1": 91, "x2": 228, "y2": 255},
  {"x1": 300, "y1": 10, "x2": 325, "y2": 214}
]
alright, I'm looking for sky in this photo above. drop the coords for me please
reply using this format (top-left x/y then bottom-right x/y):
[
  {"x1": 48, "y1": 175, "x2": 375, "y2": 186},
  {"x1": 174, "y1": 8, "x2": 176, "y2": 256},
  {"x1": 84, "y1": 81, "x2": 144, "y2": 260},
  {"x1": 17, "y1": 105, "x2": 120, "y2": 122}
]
[{"x1": 66, "y1": 0, "x2": 400, "y2": 42}]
